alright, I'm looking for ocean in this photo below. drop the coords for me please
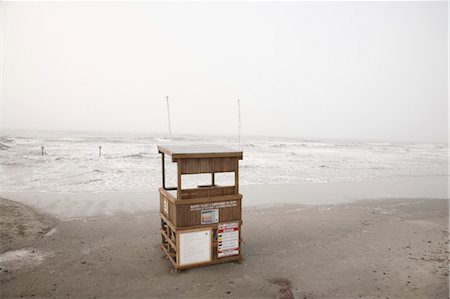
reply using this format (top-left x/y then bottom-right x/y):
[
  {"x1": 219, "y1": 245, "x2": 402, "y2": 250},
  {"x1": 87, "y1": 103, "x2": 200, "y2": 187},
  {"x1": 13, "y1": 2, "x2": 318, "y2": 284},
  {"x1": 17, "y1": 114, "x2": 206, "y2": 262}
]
[{"x1": 0, "y1": 130, "x2": 447, "y2": 193}]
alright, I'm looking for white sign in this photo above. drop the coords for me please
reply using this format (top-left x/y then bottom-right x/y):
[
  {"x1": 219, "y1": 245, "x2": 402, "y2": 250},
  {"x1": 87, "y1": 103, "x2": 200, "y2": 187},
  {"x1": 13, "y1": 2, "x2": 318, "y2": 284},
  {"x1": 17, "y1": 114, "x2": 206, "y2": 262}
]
[
  {"x1": 179, "y1": 229, "x2": 211, "y2": 266},
  {"x1": 190, "y1": 201, "x2": 237, "y2": 211},
  {"x1": 201, "y1": 209, "x2": 219, "y2": 224},
  {"x1": 218, "y1": 222, "x2": 239, "y2": 258}
]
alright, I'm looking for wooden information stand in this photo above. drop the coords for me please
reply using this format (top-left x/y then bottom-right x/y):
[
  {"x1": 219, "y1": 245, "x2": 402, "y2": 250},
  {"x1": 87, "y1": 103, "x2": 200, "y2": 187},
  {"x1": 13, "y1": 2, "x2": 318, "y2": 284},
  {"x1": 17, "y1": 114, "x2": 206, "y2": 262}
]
[{"x1": 157, "y1": 144, "x2": 243, "y2": 270}]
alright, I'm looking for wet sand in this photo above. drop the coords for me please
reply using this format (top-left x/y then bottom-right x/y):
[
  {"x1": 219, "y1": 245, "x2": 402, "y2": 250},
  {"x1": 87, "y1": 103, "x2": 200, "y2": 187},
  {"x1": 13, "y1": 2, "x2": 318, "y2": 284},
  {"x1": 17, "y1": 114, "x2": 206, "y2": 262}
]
[{"x1": 0, "y1": 193, "x2": 448, "y2": 298}]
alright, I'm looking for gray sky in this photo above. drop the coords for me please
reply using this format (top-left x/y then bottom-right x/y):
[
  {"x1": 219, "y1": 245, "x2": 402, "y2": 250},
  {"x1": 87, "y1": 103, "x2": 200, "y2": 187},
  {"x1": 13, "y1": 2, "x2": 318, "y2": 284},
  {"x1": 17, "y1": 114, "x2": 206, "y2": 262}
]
[{"x1": 1, "y1": 1, "x2": 448, "y2": 142}]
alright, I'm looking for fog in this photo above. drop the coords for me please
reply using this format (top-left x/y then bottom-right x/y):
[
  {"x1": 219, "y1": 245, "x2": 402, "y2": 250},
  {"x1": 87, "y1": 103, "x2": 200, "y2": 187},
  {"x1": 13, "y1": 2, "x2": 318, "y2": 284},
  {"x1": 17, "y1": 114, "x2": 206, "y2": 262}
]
[{"x1": 1, "y1": 1, "x2": 448, "y2": 142}]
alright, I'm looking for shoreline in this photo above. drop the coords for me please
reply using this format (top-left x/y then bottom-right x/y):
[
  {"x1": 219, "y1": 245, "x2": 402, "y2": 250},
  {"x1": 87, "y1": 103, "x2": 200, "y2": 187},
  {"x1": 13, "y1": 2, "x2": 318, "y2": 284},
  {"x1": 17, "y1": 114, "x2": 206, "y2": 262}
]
[{"x1": 0, "y1": 176, "x2": 447, "y2": 221}]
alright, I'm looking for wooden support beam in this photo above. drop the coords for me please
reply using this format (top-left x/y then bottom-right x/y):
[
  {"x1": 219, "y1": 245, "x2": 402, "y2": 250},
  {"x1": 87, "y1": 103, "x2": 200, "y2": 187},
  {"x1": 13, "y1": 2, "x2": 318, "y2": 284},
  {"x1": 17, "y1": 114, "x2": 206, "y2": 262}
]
[
  {"x1": 164, "y1": 187, "x2": 178, "y2": 191},
  {"x1": 160, "y1": 229, "x2": 177, "y2": 249},
  {"x1": 160, "y1": 243, "x2": 178, "y2": 268},
  {"x1": 161, "y1": 153, "x2": 166, "y2": 189},
  {"x1": 177, "y1": 160, "x2": 182, "y2": 199},
  {"x1": 234, "y1": 159, "x2": 239, "y2": 194}
]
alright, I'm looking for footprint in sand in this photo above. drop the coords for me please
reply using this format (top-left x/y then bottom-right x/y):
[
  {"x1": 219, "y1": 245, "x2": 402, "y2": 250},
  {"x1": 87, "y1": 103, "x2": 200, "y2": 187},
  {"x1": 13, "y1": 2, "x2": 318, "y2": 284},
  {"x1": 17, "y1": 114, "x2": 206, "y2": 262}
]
[{"x1": 269, "y1": 277, "x2": 295, "y2": 299}]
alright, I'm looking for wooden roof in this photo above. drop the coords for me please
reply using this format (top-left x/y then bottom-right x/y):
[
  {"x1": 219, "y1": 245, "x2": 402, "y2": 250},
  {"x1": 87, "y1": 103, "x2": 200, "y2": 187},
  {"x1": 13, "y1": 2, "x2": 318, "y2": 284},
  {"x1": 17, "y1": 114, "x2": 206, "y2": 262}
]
[{"x1": 157, "y1": 144, "x2": 243, "y2": 159}]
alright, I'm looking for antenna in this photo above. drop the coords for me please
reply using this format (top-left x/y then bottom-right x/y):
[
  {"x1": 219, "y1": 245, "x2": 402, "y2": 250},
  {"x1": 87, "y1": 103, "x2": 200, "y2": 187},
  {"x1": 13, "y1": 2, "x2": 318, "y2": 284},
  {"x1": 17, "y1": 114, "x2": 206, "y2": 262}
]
[
  {"x1": 166, "y1": 96, "x2": 172, "y2": 143},
  {"x1": 237, "y1": 99, "x2": 242, "y2": 151}
]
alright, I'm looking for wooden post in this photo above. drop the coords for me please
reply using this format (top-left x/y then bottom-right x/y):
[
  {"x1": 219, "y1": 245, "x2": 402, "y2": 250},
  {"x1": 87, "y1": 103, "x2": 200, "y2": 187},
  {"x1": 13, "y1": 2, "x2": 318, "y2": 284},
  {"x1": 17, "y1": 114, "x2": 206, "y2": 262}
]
[
  {"x1": 234, "y1": 159, "x2": 239, "y2": 194},
  {"x1": 98, "y1": 146, "x2": 102, "y2": 157},
  {"x1": 161, "y1": 153, "x2": 166, "y2": 189},
  {"x1": 211, "y1": 172, "x2": 215, "y2": 186},
  {"x1": 41, "y1": 146, "x2": 44, "y2": 156},
  {"x1": 177, "y1": 160, "x2": 182, "y2": 199}
]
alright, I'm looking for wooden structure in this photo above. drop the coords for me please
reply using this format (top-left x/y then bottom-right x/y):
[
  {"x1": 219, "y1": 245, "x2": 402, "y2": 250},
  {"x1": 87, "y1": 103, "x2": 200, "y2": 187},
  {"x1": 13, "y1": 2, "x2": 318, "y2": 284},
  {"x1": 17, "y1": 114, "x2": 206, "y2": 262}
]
[{"x1": 157, "y1": 144, "x2": 243, "y2": 270}]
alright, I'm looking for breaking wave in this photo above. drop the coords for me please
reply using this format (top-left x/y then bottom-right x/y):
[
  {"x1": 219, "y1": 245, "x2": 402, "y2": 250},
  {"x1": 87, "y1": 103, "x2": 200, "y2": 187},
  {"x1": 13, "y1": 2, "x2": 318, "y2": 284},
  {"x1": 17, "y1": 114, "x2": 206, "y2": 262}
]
[{"x1": 0, "y1": 130, "x2": 447, "y2": 192}]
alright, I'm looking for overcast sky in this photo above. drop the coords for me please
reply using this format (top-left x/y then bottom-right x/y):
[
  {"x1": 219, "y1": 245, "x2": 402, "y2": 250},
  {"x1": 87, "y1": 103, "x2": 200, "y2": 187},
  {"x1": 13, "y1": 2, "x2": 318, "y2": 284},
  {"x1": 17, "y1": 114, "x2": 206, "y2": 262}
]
[{"x1": 1, "y1": 1, "x2": 448, "y2": 142}]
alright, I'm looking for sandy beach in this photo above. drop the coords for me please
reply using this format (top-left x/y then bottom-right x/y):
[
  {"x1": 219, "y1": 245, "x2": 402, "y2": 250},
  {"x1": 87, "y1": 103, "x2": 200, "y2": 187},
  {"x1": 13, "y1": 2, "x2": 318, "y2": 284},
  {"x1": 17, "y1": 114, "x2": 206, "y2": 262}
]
[
  {"x1": 2, "y1": 0, "x2": 448, "y2": 297},
  {"x1": 0, "y1": 184, "x2": 448, "y2": 298}
]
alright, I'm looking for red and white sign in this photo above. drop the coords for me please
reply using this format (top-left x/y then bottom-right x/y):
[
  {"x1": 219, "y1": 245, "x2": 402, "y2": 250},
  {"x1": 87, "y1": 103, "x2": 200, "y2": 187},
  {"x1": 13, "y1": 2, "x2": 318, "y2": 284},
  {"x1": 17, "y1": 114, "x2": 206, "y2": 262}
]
[{"x1": 217, "y1": 222, "x2": 239, "y2": 258}]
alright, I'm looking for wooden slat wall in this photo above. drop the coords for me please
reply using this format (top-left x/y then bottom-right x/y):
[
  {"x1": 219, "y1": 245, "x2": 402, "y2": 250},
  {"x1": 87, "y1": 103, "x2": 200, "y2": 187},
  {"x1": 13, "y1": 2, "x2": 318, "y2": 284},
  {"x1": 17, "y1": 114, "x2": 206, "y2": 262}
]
[
  {"x1": 159, "y1": 193, "x2": 165, "y2": 215},
  {"x1": 175, "y1": 199, "x2": 242, "y2": 227},
  {"x1": 160, "y1": 192, "x2": 177, "y2": 222},
  {"x1": 180, "y1": 157, "x2": 237, "y2": 174},
  {"x1": 160, "y1": 191, "x2": 242, "y2": 227}
]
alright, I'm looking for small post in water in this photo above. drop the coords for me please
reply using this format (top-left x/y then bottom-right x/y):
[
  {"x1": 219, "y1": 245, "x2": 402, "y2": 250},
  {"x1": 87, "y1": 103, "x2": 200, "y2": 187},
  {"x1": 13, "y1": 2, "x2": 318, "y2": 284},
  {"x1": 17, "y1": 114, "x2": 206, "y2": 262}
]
[
  {"x1": 99, "y1": 146, "x2": 102, "y2": 157},
  {"x1": 41, "y1": 146, "x2": 44, "y2": 156}
]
